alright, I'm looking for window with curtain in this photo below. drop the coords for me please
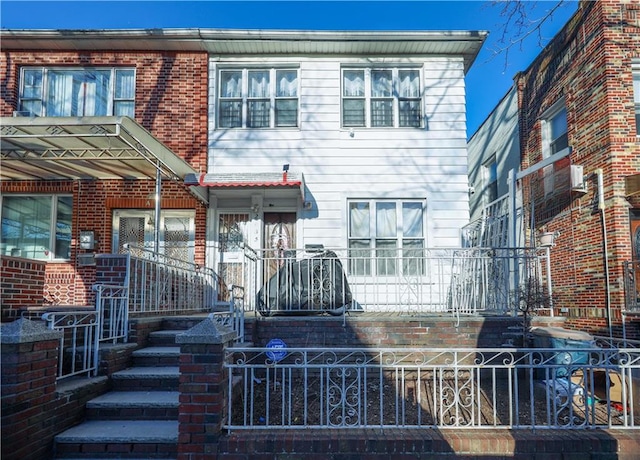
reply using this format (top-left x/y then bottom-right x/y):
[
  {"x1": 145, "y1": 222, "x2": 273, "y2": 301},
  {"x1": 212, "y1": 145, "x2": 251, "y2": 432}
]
[
  {"x1": 218, "y1": 68, "x2": 299, "y2": 129},
  {"x1": 1, "y1": 195, "x2": 72, "y2": 260},
  {"x1": 342, "y1": 67, "x2": 422, "y2": 128},
  {"x1": 18, "y1": 67, "x2": 135, "y2": 117},
  {"x1": 348, "y1": 199, "x2": 425, "y2": 276}
]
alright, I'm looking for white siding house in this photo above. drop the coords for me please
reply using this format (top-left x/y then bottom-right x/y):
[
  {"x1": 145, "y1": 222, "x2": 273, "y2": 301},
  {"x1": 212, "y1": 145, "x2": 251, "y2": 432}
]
[{"x1": 195, "y1": 31, "x2": 487, "y2": 277}]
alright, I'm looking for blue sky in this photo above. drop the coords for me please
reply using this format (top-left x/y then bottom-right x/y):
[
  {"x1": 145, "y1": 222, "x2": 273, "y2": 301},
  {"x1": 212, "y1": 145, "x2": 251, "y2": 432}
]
[{"x1": 0, "y1": 0, "x2": 578, "y2": 136}]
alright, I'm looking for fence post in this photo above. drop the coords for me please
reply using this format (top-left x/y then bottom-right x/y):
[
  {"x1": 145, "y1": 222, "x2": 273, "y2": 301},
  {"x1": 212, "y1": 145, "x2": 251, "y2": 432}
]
[
  {"x1": 1, "y1": 318, "x2": 62, "y2": 460},
  {"x1": 176, "y1": 317, "x2": 235, "y2": 459}
]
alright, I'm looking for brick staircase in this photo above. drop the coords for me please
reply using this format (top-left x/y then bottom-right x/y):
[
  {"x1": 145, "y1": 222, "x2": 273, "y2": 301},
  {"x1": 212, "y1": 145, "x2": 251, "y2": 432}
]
[{"x1": 53, "y1": 318, "x2": 203, "y2": 459}]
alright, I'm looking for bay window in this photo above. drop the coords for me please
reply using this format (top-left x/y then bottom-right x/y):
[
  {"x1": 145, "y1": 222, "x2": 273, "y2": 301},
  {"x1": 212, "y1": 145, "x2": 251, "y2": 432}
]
[
  {"x1": 348, "y1": 200, "x2": 425, "y2": 276},
  {"x1": 1, "y1": 195, "x2": 72, "y2": 260},
  {"x1": 218, "y1": 68, "x2": 299, "y2": 128},
  {"x1": 18, "y1": 67, "x2": 135, "y2": 117},
  {"x1": 342, "y1": 68, "x2": 422, "y2": 128}
]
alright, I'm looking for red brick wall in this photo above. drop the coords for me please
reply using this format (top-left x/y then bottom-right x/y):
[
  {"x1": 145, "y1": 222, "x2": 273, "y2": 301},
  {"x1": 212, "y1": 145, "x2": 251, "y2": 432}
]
[
  {"x1": 0, "y1": 257, "x2": 46, "y2": 321},
  {"x1": 516, "y1": 0, "x2": 640, "y2": 338},
  {"x1": 0, "y1": 50, "x2": 210, "y2": 309}
]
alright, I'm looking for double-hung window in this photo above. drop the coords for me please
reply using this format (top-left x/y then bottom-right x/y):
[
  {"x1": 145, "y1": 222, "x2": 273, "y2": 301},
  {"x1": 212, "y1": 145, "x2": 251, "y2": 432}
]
[
  {"x1": 342, "y1": 68, "x2": 422, "y2": 128},
  {"x1": 348, "y1": 200, "x2": 425, "y2": 276},
  {"x1": 542, "y1": 103, "x2": 568, "y2": 158},
  {"x1": 483, "y1": 157, "x2": 498, "y2": 204},
  {"x1": 1, "y1": 195, "x2": 72, "y2": 260},
  {"x1": 18, "y1": 67, "x2": 135, "y2": 117},
  {"x1": 218, "y1": 68, "x2": 299, "y2": 128}
]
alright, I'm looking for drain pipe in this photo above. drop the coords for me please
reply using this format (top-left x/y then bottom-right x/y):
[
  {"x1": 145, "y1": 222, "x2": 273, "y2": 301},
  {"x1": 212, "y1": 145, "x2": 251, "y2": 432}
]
[{"x1": 595, "y1": 169, "x2": 613, "y2": 339}]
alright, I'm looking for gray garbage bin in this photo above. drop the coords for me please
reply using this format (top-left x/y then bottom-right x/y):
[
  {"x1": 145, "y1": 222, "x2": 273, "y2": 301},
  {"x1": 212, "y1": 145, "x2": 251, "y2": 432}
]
[{"x1": 530, "y1": 326, "x2": 596, "y2": 378}]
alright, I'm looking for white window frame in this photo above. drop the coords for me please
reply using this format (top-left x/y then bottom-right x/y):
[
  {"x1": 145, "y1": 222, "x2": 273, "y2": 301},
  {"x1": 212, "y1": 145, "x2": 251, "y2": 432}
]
[
  {"x1": 347, "y1": 199, "x2": 426, "y2": 277},
  {"x1": 541, "y1": 100, "x2": 568, "y2": 159},
  {"x1": 112, "y1": 209, "x2": 196, "y2": 260},
  {"x1": 217, "y1": 67, "x2": 299, "y2": 129},
  {"x1": 483, "y1": 156, "x2": 498, "y2": 205},
  {"x1": 17, "y1": 67, "x2": 135, "y2": 117},
  {"x1": 341, "y1": 67, "x2": 423, "y2": 129},
  {"x1": 0, "y1": 194, "x2": 73, "y2": 261}
]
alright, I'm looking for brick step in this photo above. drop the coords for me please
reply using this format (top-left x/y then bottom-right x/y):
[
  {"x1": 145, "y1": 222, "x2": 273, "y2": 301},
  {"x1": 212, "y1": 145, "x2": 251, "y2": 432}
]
[
  {"x1": 147, "y1": 330, "x2": 182, "y2": 346},
  {"x1": 54, "y1": 420, "x2": 177, "y2": 459},
  {"x1": 111, "y1": 367, "x2": 180, "y2": 391},
  {"x1": 131, "y1": 347, "x2": 180, "y2": 367},
  {"x1": 86, "y1": 391, "x2": 179, "y2": 420}
]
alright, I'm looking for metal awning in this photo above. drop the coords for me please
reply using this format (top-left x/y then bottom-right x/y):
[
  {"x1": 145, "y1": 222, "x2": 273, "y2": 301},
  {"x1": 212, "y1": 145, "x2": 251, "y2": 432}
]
[
  {"x1": 0, "y1": 115, "x2": 208, "y2": 203},
  {"x1": 185, "y1": 171, "x2": 305, "y2": 200}
]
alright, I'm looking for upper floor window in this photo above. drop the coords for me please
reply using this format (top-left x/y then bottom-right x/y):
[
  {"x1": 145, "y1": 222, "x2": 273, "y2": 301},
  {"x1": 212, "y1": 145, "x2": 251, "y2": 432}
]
[
  {"x1": 342, "y1": 68, "x2": 422, "y2": 128},
  {"x1": 1, "y1": 195, "x2": 72, "y2": 261},
  {"x1": 348, "y1": 199, "x2": 425, "y2": 276},
  {"x1": 218, "y1": 68, "x2": 299, "y2": 128},
  {"x1": 542, "y1": 103, "x2": 568, "y2": 158},
  {"x1": 18, "y1": 67, "x2": 135, "y2": 117},
  {"x1": 483, "y1": 157, "x2": 498, "y2": 204},
  {"x1": 633, "y1": 66, "x2": 640, "y2": 135}
]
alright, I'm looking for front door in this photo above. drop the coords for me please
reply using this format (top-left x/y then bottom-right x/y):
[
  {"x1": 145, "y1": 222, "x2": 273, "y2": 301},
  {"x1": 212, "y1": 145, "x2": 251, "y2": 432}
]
[{"x1": 263, "y1": 212, "x2": 296, "y2": 279}]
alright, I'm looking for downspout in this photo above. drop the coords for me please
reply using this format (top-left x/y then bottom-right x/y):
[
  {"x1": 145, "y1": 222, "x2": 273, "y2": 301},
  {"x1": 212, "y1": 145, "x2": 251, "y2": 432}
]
[{"x1": 595, "y1": 169, "x2": 613, "y2": 339}]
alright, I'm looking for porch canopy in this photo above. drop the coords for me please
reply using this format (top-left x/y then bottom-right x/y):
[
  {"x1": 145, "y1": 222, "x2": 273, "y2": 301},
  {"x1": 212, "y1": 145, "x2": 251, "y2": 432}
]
[
  {"x1": 1, "y1": 115, "x2": 208, "y2": 250},
  {"x1": 0, "y1": 115, "x2": 208, "y2": 204}
]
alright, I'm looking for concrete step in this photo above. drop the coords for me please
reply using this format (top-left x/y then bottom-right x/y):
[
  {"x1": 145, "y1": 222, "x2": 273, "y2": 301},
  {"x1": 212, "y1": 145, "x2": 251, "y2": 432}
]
[
  {"x1": 148, "y1": 330, "x2": 182, "y2": 346},
  {"x1": 111, "y1": 366, "x2": 180, "y2": 391},
  {"x1": 131, "y1": 346, "x2": 180, "y2": 366},
  {"x1": 86, "y1": 391, "x2": 179, "y2": 420},
  {"x1": 54, "y1": 420, "x2": 177, "y2": 459}
]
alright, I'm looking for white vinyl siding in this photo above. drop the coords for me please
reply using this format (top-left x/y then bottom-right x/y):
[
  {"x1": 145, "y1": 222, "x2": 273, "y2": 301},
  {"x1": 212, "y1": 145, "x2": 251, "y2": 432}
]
[{"x1": 208, "y1": 57, "x2": 469, "y2": 249}]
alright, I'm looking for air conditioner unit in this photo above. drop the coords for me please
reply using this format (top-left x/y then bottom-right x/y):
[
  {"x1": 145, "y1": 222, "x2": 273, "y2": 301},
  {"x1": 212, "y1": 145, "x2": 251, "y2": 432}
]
[{"x1": 570, "y1": 165, "x2": 587, "y2": 193}]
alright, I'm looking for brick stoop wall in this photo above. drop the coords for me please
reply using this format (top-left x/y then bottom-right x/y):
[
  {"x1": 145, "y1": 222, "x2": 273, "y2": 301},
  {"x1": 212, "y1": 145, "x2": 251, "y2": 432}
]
[{"x1": 218, "y1": 428, "x2": 640, "y2": 459}]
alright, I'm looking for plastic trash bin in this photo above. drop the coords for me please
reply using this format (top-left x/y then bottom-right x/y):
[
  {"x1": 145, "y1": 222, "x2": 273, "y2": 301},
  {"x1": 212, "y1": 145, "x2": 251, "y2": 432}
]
[{"x1": 530, "y1": 326, "x2": 596, "y2": 378}]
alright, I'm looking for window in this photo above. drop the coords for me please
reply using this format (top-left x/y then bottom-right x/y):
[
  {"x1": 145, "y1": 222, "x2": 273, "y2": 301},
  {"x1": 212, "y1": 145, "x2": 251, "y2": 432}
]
[
  {"x1": 1, "y1": 195, "x2": 72, "y2": 260},
  {"x1": 633, "y1": 67, "x2": 640, "y2": 135},
  {"x1": 112, "y1": 210, "x2": 195, "y2": 261},
  {"x1": 542, "y1": 103, "x2": 568, "y2": 158},
  {"x1": 18, "y1": 67, "x2": 135, "y2": 117},
  {"x1": 483, "y1": 158, "x2": 498, "y2": 204},
  {"x1": 348, "y1": 200, "x2": 425, "y2": 276},
  {"x1": 218, "y1": 68, "x2": 298, "y2": 128},
  {"x1": 342, "y1": 68, "x2": 422, "y2": 128}
]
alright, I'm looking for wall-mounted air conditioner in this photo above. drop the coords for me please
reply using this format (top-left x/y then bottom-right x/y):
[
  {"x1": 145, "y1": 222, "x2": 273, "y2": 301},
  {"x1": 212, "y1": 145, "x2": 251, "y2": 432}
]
[{"x1": 570, "y1": 165, "x2": 587, "y2": 193}]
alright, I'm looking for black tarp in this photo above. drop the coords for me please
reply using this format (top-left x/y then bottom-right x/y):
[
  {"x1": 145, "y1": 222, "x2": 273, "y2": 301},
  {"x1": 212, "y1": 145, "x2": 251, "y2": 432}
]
[{"x1": 256, "y1": 250, "x2": 353, "y2": 316}]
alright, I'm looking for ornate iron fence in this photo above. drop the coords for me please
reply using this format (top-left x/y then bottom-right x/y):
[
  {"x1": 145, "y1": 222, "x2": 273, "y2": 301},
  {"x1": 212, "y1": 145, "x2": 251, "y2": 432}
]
[
  {"x1": 225, "y1": 346, "x2": 640, "y2": 430},
  {"x1": 239, "y1": 246, "x2": 551, "y2": 317}
]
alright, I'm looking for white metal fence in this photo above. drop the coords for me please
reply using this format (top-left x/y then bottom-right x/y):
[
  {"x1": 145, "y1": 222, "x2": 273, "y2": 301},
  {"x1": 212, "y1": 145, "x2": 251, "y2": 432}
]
[
  {"x1": 125, "y1": 244, "x2": 222, "y2": 314},
  {"x1": 225, "y1": 346, "x2": 640, "y2": 430},
  {"x1": 42, "y1": 310, "x2": 100, "y2": 380},
  {"x1": 238, "y1": 246, "x2": 551, "y2": 317}
]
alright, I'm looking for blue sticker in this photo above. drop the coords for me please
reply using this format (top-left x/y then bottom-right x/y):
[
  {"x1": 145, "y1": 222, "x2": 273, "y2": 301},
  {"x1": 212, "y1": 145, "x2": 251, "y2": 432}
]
[{"x1": 266, "y1": 338, "x2": 287, "y2": 362}]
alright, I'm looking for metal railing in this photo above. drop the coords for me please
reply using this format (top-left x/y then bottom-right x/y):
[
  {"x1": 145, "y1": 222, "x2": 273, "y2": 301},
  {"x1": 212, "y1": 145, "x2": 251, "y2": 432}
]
[
  {"x1": 225, "y1": 346, "x2": 640, "y2": 430},
  {"x1": 94, "y1": 284, "x2": 129, "y2": 344},
  {"x1": 125, "y1": 244, "x2": 223, "y2": 315},
  {"x1": 239, "y1": 246, "x2": 550, "y2": 316},
  {"x1": 42, "y1": 310, "x2": 99, "y2": 380},
  {"x1": 210, "y1": 285, "x2": 246, "y2": 343}
]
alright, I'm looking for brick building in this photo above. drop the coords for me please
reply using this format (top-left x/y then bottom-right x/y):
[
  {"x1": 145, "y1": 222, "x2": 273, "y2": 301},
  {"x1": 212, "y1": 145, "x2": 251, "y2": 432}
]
[{"x1": 469, "y1": 0, "x2": 640, "y2": 338}]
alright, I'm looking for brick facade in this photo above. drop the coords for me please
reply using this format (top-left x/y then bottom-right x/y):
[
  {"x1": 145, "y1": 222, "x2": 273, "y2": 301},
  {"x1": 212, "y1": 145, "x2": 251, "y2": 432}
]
[
  {"x1": 0, "y1": 50, "x2": 209, "y2": 311},
  {"x1": 516, "y1": 0, "x2": 640, "y2": 339}
]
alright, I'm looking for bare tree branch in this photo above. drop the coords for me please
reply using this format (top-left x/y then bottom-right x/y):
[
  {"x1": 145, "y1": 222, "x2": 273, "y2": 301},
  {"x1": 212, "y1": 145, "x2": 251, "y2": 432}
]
[{"x1": 486, "y1": 0, "x2": 570, "y2": 72}]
